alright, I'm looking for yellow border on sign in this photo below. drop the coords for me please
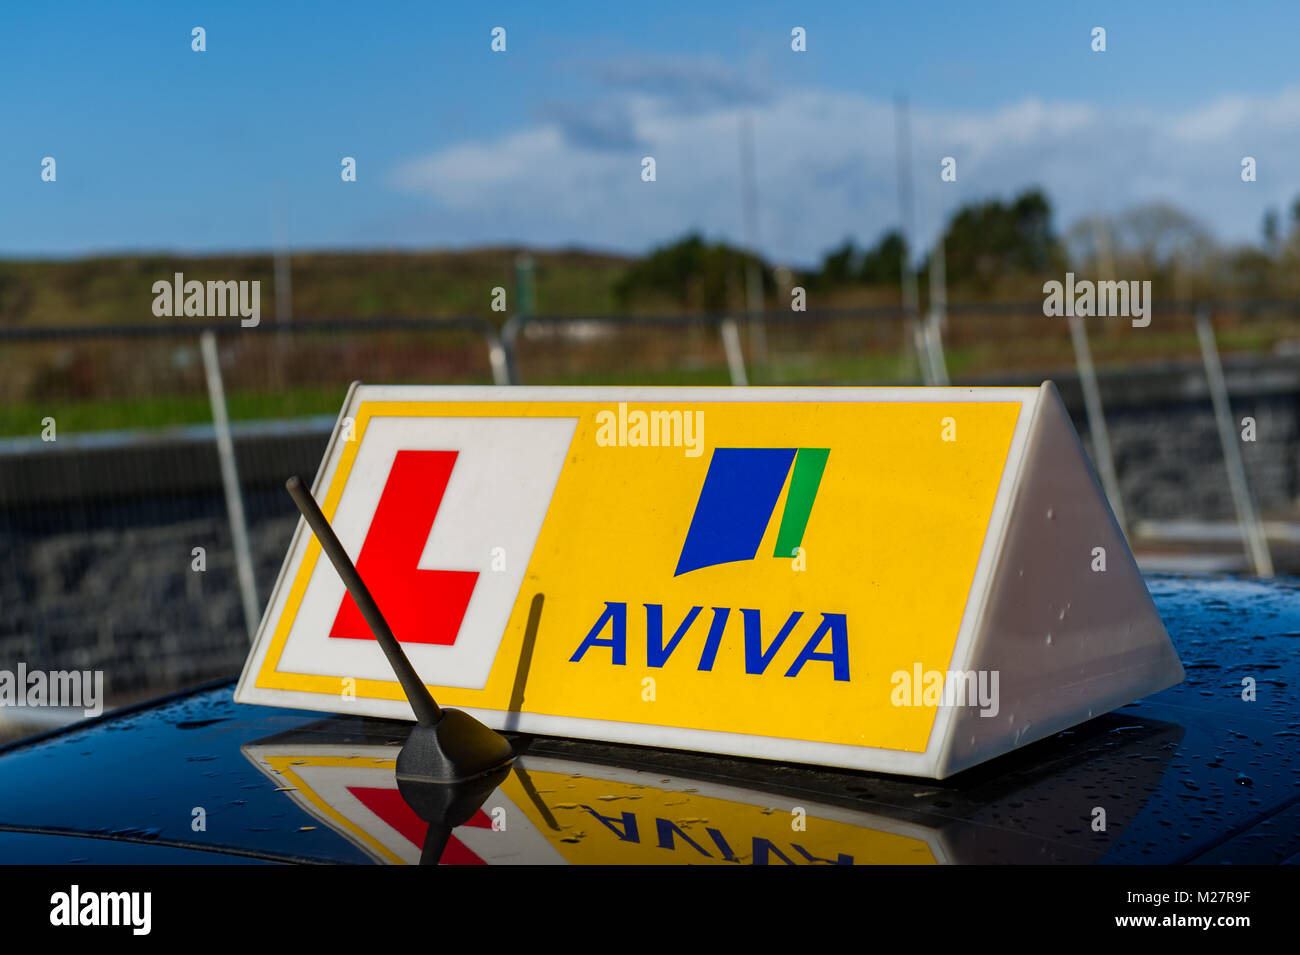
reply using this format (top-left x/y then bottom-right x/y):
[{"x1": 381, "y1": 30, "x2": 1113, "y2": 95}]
[
  {"x1": 254, "y1": 400, "x2": 573, "y2": 705},
  {"x1": 264, "y1": 754, "x2": 405, "y2": 865},
  {"x1": 239, "y1": 387, "x2": 1038, "y2": 775},
  {"x1": 254, "y1": 395, "x2": 1019, "y2": 757},
  {"x1": 254, "y1": 399, "x2": 373, "y2": 695}
]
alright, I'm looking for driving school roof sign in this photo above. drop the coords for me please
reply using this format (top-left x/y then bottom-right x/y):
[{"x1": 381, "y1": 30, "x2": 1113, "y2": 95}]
[{"x1": 235, "y1": 383, "x2": 1183, "y2": 779}]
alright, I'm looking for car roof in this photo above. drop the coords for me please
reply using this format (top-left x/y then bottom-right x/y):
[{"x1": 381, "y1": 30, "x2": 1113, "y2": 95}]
[{"x1": 0, "y1": 574, "x2": 1297, "y2": 864}]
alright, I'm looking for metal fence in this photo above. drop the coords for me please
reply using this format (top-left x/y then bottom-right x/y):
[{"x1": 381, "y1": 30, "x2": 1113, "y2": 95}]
[
  {"x1": 0, "y1": 317, "x2": 507, "y2": 728},
  {"x1": 2, "y1": 301, "x2": 1299, "y2": 723}
]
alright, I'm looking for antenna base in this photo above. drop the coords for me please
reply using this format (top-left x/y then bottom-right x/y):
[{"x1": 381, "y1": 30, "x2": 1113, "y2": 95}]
[{"x1": 395, "y1": 708, "x2": 514, "y2": 785}]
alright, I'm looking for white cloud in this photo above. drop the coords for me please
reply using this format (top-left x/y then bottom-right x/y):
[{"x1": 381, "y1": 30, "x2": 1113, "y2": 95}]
[{"x1": 392, "y1": 82, "x2": 1300, "y2": 267}]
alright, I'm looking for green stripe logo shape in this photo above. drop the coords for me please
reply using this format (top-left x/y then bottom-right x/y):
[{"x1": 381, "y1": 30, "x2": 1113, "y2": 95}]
[{"x1": 772, "y1": 447, "x2": 829, "y2": 559}]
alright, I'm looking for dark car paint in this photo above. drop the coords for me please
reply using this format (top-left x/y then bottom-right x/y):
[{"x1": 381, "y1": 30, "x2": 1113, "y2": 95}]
[{"x1": 0, "y1": 575, "x2": 1296, "y2": 864}]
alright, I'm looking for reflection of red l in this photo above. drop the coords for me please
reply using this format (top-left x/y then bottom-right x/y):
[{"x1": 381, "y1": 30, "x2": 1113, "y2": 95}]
[
  {"x1": 330, "y1": 449, "x2": 478, "y2": 646},
  {"x1": 348, "y1": 786, "x2": 491, "y2": 864}
]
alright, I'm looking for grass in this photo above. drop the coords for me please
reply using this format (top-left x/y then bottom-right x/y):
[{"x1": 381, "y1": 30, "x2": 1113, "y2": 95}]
[
  {"x1": 0, "y1": 351, "x2": 930, "y2": 438},
  {"x1": 4, "y1": 320, "x2": 1289, "y2": 439},
  {"x1": 0, "y1": 386, "x2": 356, "y2": 439},
  {"x1": 0, "y1": 249, "x2": 637, "y2": 327},
  {"x1": 4, "y1": 248, "x2": 1296, "y2": 439}
]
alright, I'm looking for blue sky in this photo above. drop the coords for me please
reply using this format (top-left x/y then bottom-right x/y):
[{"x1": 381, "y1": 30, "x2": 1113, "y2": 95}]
[{"x1": 3, "y1": 0, "x2": 1299, "y2": 265}]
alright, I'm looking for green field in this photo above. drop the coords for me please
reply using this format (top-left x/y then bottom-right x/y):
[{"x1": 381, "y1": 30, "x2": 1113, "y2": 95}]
[
  {"x1": 0, "y1": 326, "x2": 1273, "y2": 439},
  {"x1": 0, "y1": 249, "x2": 645, "y2": 328},
  {"x1": 3, "y1": 248, "x2": 1297, "y2": 439}
]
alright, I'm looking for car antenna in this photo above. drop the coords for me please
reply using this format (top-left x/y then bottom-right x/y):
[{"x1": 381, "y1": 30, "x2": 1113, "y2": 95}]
[{"x1": 285, "y1": 475, "x2": 514, "y2": 787}]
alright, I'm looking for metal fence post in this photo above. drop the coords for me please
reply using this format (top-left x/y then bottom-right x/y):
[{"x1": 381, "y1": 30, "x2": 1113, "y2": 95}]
[
  {"x1": 485, "y1": 328, "x2": 512, "y2": 386},
  {"x1": 923, "y1": 310, "x2": 949, "y2": 386},
  {"x1": 1195, "y1": 307, "x2": 1274, "y2": 575},
  {"x1": 904, "y1": 314, "x2": 932, "y2": 385},
  {"x1": 719, "y1": 317, "x2": 749, "y2": 386},
  {"x1": 1067, "y1": 312, "x2": 1127, "y2": 535},
  {"x1": 925, "y1": 235, "x2": 950, "y2": 386},
  {"x1": 199, "y1": 330, "x2": 262, "y2": 640},
  {"x1": 500, "y1": 314, "x2": 524, "y2": 385}
]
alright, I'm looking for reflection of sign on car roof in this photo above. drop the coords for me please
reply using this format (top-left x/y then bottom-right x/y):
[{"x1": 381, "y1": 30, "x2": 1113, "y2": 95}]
[
  {"x1": 243, "y1": 744, "x2": 558, "y2": 865},
  {"x1": 236, "y1": 383, "x2": 1183, "y2": 778},
  {"x1": 242, "y1": 743, "x2": 937, "y2": 865},
  {"x1": 241, "y1": 710, "x2": 1186, "y2": 865}
]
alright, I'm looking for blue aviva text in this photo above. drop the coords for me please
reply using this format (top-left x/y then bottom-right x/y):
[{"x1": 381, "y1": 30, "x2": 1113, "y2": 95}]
[{"x1": 568, "y1": 602, "x2": 851, "y2": 681}]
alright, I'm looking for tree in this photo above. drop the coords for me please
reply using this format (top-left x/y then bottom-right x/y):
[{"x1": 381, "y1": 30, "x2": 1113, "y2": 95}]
[
  {"x1": 940, "y1": 188, "x2": 1061, "y2": 291},
  {"x1": 816, "y1": 237, "x2": 862, "y2": 287},
  {"x1": 811, "y1": 230, "x2": 908, "y2": 288},
  {"x1": 614, "y1": 232, "x2": 771, "y2": 312},
  {"x1": 859, "y1": 230, "x2": 908, "y2": 284},
  {"x1": 1112, "y1": 202, "x2": 1215, "y2": 271}
]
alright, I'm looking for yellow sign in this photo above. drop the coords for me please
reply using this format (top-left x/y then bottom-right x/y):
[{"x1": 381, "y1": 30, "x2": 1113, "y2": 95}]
[{"x1": 237, "y1": 383, "x2": 1183, "y2": 778}]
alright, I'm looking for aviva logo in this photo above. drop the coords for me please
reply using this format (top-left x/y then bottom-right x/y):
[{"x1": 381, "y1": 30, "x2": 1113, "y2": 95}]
[{"x1": 676, "y1": 448, "x2": 829, "y2": 576}]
